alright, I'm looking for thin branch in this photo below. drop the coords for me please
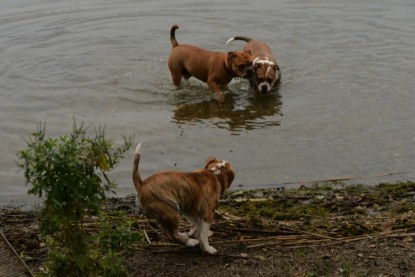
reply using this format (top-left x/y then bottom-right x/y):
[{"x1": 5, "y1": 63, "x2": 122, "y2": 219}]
[{"x1": 143, "y1": 228, "x2": 152, "y2": 245}]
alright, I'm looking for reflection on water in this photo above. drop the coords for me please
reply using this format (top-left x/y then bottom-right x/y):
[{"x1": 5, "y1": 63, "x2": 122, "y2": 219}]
[{"x1": 172, "y1": 89, "x2": 282, "y2": 134}]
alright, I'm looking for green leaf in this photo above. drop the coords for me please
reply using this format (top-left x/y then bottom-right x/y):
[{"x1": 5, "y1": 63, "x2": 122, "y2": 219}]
[
  {"x1": 73, "y1": 253, "x2": 88, "y2": 271},
  {"x1": 97, "y1": 153, "x2": 109, "y2": 171}
]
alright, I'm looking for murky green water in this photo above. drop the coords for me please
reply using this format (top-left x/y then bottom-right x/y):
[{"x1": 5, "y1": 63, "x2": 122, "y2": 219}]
[{"x1": 1, "y1": 0, "x2": 414, "y2": 206}]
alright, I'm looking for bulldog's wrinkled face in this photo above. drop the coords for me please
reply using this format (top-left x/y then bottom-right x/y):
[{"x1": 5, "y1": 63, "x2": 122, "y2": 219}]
[
  {"x1": 252, "y1": 57, "x2": 280, "y2": 94},
  {"x1": 204, "y1": 156, "x2": 235, "y2": 191},
  {"x1": 227, "y1": 51, "x2": 253, "y2": 79}
]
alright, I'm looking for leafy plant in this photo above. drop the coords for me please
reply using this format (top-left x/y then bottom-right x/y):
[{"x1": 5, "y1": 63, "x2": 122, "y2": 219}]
[
  {"x1": 98, "y1": 212, "x2": 144, "y2": 251},
  {"x1": 18, "y1": 121, "x2": 133, "y2": 276}
]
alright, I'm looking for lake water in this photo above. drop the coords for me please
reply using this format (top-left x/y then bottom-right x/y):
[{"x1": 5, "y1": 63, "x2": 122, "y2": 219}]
[{"x1": 1, "y1": 0, "x2": 415, "y2": 207}]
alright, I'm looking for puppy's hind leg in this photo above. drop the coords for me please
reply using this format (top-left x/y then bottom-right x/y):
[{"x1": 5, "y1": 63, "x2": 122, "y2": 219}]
[
  {"x1": 157, "y1": 205, "x2": 199, "y2": 247},
  {"x1": 185, "y1": 216, "x2": 199, "y2": 238},
  {"x1": 168, "y1": 62, "x2": 183, "y2": 87},
  {"x1": 170, "y1": 71, "x2": 182, "y2": 87},
  {"x1": 135, "y1": 194, "x2": 144, "y2": 215}
]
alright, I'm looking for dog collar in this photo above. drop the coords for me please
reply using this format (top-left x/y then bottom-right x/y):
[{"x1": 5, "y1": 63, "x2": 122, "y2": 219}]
[
  {"x1": 224, "y1": 59, "x2": 236, "y2": 77},
  {"x1": 208, "y1": 160, "x2": 226, "y2": 176},
  {"x1": 209, "y1": 167, "x2": 222, "y2": 176}
]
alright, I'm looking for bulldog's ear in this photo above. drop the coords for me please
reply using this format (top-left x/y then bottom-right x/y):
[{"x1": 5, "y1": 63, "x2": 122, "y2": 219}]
[
  {"x1": 205, "y1": 156, "x2": 218, "y2": 168},
  {"x1": 226, "y1": 167, "x2": 235, "y2": 188},
  {"x1": 227, "y1": 51, "x2": 237, "y2": 61},
  {"x1": 221, "y1": 163, "x2": 235, "y2": 192}
]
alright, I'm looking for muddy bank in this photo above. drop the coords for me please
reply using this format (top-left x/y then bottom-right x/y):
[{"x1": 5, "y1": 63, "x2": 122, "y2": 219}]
[{"x1": 1, "y1": 182, "x2": 415, "y2": 276}]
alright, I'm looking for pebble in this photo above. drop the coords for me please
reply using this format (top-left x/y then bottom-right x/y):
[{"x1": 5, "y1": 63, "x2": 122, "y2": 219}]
[{"x1": 253, "y1": 192, "x2": 264, "y2": 198}]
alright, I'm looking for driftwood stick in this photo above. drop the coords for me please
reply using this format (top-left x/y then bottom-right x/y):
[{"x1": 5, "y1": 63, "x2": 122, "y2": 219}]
[
  {"x1": 212, "y1": 226, "x2": 295, "y2": 235},
  {"x1": 295, "y1": 229, "x2": 346, "y2": 243},
  {"x1": 147, "y1": 223, "x2": 166, "y2": 241},
  {"x1": 279, "y1": 225, "x2": 346, "y2": 243},
  {"x1": 248, "y1": 238, "x2": 330, "y2": 249},
  {"x1": 255, "y1": 231, "x2": 415, "y2": 249},
  {"x1": 143, "y1": 228, "x2": 152, "y2": 245},
  {"x1": 211, "y1": 235, "x2": 312, "y2": 245},
  {"x1": 213, "y1": 253, "x2": 264, "y2": 260}
]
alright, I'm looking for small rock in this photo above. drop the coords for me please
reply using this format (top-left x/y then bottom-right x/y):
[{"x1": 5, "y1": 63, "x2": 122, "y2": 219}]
[
  {"x1": 254, "y1": 255, "x2": 266, "y2": 261},
  {"x1": 253, "y1": 192, "x2": 264, "y2": 198},
  {"x1": 335, "y1": 193, "x2": 344, "y2": 200},
  {"x1": 232, "y1": 190, "x2": 246, "y2": 196}
]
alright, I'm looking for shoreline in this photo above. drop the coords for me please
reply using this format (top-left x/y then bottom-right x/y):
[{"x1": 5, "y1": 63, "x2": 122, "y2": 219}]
[
  {"x1": 1, "y1": 181, "x2": 415, "y2": 276},
  {"x1": 2, "y1": 170, "x2": 413, "y2": 209}
]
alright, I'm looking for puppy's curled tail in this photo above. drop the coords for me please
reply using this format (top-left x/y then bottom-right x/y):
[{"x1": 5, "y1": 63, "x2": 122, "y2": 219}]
[
  {"x1": 170, "y1": 24, "x2": 179, "y2": 48},
  {"x1": 132, "y1": 143, "x2": 144, "y2": 194},
  {"x1": 226, "y1": 36, "x2": 253, "y2": 45}
]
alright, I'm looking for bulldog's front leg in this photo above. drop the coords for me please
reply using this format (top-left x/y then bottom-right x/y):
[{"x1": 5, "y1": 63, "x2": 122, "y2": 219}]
[
  {"x1": 198, "y1": 220, "x2": 217, "y2": 254},
  {"x1": 207, "y1": 81, "x2": 225, "y2": 102}
]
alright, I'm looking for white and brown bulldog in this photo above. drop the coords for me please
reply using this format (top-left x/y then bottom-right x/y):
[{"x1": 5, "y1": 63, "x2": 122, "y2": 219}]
[
  {"x1": 132, "y1": 143, "x2": 235, "y2": 254},
  {"x1": 168, "y1": 25, "x2": 253, "y2": 101},
  {"x1": 227, "y1": 36, "x2": 281, "y2": 94}
]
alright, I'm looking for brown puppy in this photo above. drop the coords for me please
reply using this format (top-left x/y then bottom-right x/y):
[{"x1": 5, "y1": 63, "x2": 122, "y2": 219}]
[
  {"x1": 168, "y1": 25, "x2": 252, "y2": 101},
  {"x1": 227, "y1": 36, "x2": 281, "y2": 94},
  {"x1": 132, "y1": 143, "x2": 235, "y2": 254}
]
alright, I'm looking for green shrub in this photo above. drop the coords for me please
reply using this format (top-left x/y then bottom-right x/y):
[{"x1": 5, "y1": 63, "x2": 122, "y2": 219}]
[{"x1": 18, "y1": 122, "x2": 132, "y2": 276}]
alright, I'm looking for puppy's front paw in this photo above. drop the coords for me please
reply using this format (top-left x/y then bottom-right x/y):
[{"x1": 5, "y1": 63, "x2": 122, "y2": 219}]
[
  {"x1": 186, "y1": 238, "x2": 199, "y2": 247},
  {"x1": 204, "y1": 246, "x2": 217, "y2": 254}
]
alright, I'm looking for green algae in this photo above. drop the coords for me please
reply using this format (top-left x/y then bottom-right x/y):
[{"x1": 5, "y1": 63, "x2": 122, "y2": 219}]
[{"x1": 220, "y1": 182, "x2": 415, "y2": 232}]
